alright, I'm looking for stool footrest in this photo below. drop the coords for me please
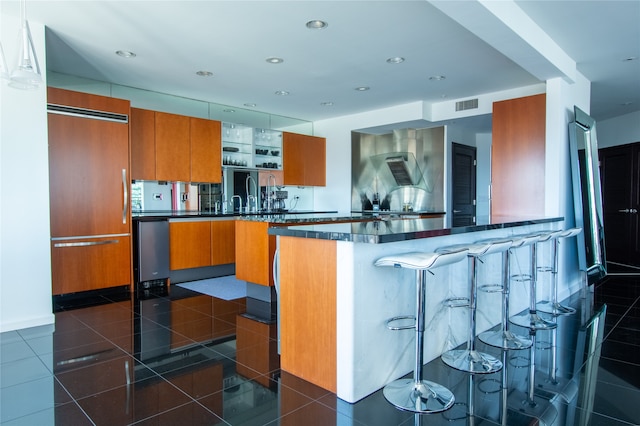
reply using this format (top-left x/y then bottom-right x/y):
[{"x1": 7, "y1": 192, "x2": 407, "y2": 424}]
[
  {"x1": 386, "y1": 315, "x2": 415, "y2": 330},
  {"x1": 511, "y1": 273, "x2": 532, "y2": 282},
  {"x1": 479, "y1": 284, "x2": 503, "y2": 293},
  {"x1": 443, "y1": 297, "x2": 470, "y2": 308}
]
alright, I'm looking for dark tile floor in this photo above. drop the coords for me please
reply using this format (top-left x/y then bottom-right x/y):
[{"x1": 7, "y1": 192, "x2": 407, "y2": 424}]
[{"x1": 1, "y1": 274, "x2": 638, "y2": 425}]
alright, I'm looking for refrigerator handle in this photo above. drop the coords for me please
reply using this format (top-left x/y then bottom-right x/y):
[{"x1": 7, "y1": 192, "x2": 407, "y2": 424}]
[{"x1": 122, "y1": 168, "x2": 128, "y2": 224}]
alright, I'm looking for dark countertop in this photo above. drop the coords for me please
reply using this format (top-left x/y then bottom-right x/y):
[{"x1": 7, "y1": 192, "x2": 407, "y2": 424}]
[
  {"x1": 268, "y1": 215, "x2": 564, "y2": 244},
  {"x1": 132, "y1": 210, "x2": 339, "y2": 221}
]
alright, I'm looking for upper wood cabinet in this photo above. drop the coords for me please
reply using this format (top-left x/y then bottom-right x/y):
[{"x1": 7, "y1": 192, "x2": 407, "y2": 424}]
[
  {"x1": 156, "y1": 112, "x2": 191, "y2": 182},
  {"x1": 131, "y1": 108, "x2": 221, "y2": 183},
  {"x1": 283, "y1": 132, "x2": 326, "y2": 186},
  {"x1": 491, "y1": 93, "x2": 546, "y2": 218},
  {"x1": 191, "y1": 117, "x2": 222, "y2": 183},
  {"x1": 130, "y1": 108, "x2": 156, "y2": 180}
]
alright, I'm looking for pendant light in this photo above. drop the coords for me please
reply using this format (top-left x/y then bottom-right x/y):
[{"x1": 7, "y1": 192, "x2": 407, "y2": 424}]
[{"x1": 9, "y1": 0, "x2": 42, "y2": 90}]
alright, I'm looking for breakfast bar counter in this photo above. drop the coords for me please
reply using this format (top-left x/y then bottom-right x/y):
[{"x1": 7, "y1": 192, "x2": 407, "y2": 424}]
[{"x1": 268, "y1": 215, "x2": 566, "y2": 403}]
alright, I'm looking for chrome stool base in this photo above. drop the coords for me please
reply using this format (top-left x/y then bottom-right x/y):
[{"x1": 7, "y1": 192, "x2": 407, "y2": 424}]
[
  {"x1": 536, "y1": 301, "x2": 576, "y2": 316},
  {"x1": 441, "y1": 349, "x2": 503, "y2": 374},
  {"x1": 383, "y1": 378, "x2": 455, "y2": 414},
  {"x1": 478, "y1": 329, "x2": 533, "y2": 350},
  {"x1": 509, "y1": 311, "x2": 557, "y2": 330}
]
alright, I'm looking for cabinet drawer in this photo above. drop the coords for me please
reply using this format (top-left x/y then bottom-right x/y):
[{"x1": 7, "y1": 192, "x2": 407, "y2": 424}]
[{"x1": 51, "y1": 236, "x2": 132, "y2": 295}]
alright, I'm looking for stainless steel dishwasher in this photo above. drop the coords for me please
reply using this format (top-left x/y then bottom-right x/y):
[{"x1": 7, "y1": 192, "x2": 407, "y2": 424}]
[{"x1": 133, "y1": 219, "x2": 170, "y2": 290}]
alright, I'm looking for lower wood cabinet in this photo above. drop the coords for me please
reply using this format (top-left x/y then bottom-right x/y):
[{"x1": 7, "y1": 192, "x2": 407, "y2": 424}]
[
  {"x1": 211, "y1": 220, "x2": 235, "y2": 265},
  {"x1": 279, "y1": 236, "x2": 336, "y2": 393},
  {"x1": 234, "y1": 221, "x2": 275, "y2": 286},
  {"x1": 169, "y1": 219, "x2": 236, "y2": 271},
  {"x1": 51, "y1": 236, "x2": 132, "y2": 296},
  {"x1": 170, "y1": 221, "x2": 212, "y2": 270}
]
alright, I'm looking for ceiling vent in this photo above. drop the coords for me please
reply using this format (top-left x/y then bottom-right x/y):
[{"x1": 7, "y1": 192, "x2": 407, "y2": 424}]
[{"x1": 455, "y1": 98, "x2": 479, "y2": 112}]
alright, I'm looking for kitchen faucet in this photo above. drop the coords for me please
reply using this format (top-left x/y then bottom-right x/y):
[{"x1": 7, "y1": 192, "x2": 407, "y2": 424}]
[
  {"x1": 231, "y1": 195, "x2": 243, "y2": 213},
  {"x1": 267, "y1": 173, "x2": 277, "y2": 212},
  {"x1": 245, "y1": 175, "x2": 258, "y2": 213}
]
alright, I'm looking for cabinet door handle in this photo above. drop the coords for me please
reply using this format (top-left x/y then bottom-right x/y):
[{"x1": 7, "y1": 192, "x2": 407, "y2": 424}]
[
  {"x1": 618, "y1": 209, "x2": 630, "y2": 213},
  {"x1": 122, "y1": 169, "x2": 128, "y2": 224},
  {"x1": 54, "y1": 240, "x2": 119, "y2": 248},
  {"x1": 453, "y1": 210, "x2": 462, "y2": 213}
]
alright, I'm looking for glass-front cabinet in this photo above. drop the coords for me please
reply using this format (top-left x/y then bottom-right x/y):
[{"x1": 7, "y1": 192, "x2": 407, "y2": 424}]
[{"x1": 222, "y1": 122, "x2": 282, "y2": 170}]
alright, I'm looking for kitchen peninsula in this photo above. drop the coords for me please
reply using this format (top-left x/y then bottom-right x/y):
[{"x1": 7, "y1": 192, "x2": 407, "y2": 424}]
[{"x1": 269, "y1": 215, "x2": 564, "y2": 403}]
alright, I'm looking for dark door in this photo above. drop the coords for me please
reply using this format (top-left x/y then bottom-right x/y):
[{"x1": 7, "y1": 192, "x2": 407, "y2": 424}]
[
  {"x1": 600, "y1": 142, "x2": 640, "y2": 268},
  {"x1": 452, "y1": 143, "x2": 477, "y2": 227}
]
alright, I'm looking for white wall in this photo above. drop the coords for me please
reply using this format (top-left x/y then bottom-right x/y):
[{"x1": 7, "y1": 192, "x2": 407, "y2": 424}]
[
  {"x1": 0, "y1": 16, "x2": 54, "y2": 331},
  {"x1": 597, "y1": 110, "x2": 640, "y2": 148}
]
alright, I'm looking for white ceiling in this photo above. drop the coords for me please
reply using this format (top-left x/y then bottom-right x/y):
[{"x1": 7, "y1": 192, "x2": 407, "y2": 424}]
[{"x1": 3, "y1": 0, "x2": 639, "y2": 124}]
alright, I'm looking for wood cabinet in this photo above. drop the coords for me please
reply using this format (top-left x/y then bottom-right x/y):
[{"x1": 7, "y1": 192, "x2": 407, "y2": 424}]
[
  {"x1": 131, "y1": 108, "x2": 221, "y2": 183},
  {"x1": 279, "y1": 236, "x2": 336, "y2": 393},
  {"x1": 47, "y1": 87, "x2": 132, "y2": 295},
  {"x1": 51, "y1": 236, "x2": 132, "y2": 295},
  {"x1": 211, "y1": 220, "x2": 235, "y2": 265},
  {"x1": 491, "y1": 93, "x2": 546, "y2": 217},
  {"x1": 155, "y1": 111, "x2": 191, "y2": 182},
  {"x1": 169, "y1": 221, "x2": 212, "y2": 270},
  {"x1": 235, "y1": 221, "x2": 275, "y2": 286},
  {"x1": 191, "y1": 117, "x2": 222, "y2": 183},
  {"x1": 283, "y1": 132, "x2": 326, "y2": 186},
  {"x1": 130, "y1": 108, "x2": 156, "y2": 180},
  {"x1": 169, "y1": 219, "x2": 235, "y2": 271}
]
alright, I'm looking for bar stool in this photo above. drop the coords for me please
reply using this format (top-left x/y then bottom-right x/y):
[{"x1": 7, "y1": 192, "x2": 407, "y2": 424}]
[
  {"x1": 438, "y1": 239, "x2": 512, "y2": 374},
  {"x1": 537, "y1": 228, "x2": 582, "y2": 316},
  {"x1": 509, "y1": 231, "x2": 558, "y2": 330},
  {"x1": 374, "y1": 248, "x2": 468, "y2": 413},
  {"x1": 477, "y1": 235, "x2": 536, "y2": 350}
]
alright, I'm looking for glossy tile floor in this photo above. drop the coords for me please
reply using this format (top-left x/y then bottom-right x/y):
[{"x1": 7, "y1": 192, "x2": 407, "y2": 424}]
[{"x1": 1, "y1": 274, "x2": 638, "y2": 425}]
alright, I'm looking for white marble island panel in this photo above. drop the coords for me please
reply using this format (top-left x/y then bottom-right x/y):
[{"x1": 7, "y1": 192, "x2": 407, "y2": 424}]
[{"x1": 270, "y1": 216, "x2": 567, "y2": 403}]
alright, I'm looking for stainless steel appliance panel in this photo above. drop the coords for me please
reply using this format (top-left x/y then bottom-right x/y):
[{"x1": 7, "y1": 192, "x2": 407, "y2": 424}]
[{"x1": 135, "y1": 220, "x2": 170, "y2": 283}]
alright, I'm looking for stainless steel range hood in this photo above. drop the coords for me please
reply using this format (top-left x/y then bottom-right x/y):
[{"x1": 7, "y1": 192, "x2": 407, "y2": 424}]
[{"x1": 351, "y1": 127, "x2": 445, "y2": 213}]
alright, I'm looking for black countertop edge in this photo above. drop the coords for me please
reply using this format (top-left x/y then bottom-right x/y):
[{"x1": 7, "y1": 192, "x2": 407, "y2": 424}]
[
  {"x1": 132, "y1": 210, "x2": 338, "y2": 220},
  {"x1": 267, "y1": 216, "x2": 564, "y2": 244},
  {"x1": 354, "y1": 210, "x2": 446, "y2": 216}
]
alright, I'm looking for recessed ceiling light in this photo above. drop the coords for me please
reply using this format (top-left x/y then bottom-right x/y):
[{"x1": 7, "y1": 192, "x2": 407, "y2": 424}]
[
  {"x1": 429, "y1": 75, "x2": 446, "y2": 81},
  {"x1": 386, "y1": 57, "x2": 405, "y2": 64},
  {"x1": 244, "y1": 103, "x2": 257, "y2": 108},
  {"x1": 196, "y1": 71, "x2": 213, "y2": 77},
  {"x1": 275, "y1": 90, "x2": 290, "y2": 96},
  {"x1": 622, "y1": 56, "x2": 637, "y2": 62},
  {"x1": 355, "y1": 86, "x2": 370, "y2": 91},
  {"x1": 321, "y1": 102, "x2": 334, "y2": 106},
  {"x1": 223, "y1": 109, "x2": 235, "y2": 113},
  {"x1": 306, "y1": 20, "x2": 328, "y2": 29},
  {"x1": 266, "y1": 57, "x2": 284, "y2": 64},
  {"x1": 115, "y1": 50, "x2": 136, "y2": 58}
]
